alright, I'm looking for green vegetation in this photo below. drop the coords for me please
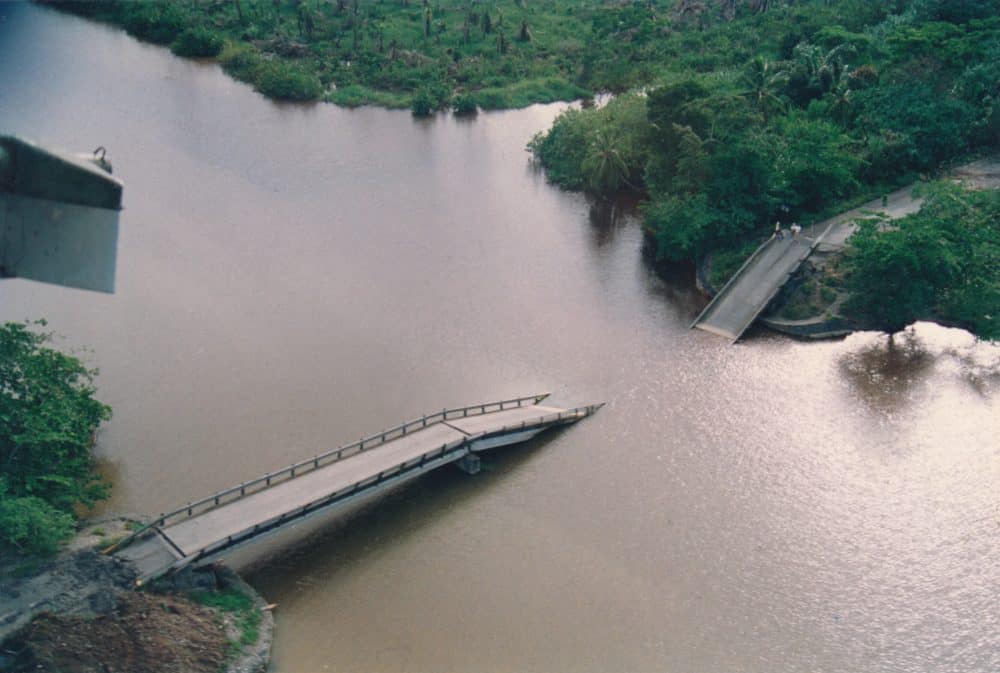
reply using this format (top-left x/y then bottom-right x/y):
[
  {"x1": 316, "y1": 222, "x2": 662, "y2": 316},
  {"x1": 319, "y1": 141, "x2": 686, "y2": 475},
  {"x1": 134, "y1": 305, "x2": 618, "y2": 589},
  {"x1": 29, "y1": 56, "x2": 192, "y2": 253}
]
[
  {"x1": 0, "y1": 322, "x2": 111, "y2": 555},
  {"x1": 776, "y1": 275, "x2": 842, "y2": 321},
  {"x1": 171, "y1": 28, "x2": 225, "y2": 58},
  {"x1": 523, "y1": 0, "x2": 998, "y2": 338},
  {"x1": 216, "y1": 42, "x2": 323, "y2": 100},
  {"x1": 190, "y1": 587, "x2": 262, "y2": 655},
  {"x1": 44, "y1": 0, "x2": 600, "y2": 108},
  {"x1": 707, "y1": 240, "x2": 762, "y2": 291},
  {"x1": 843, "y1": 183, "x2": 999, "y2": 338}
]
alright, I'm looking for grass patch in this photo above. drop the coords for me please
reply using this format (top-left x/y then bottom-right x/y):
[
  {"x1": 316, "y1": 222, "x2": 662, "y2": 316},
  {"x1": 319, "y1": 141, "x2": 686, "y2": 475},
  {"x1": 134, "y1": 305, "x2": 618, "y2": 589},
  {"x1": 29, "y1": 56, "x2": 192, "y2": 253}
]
[
  {"x1": 327, "y1": 84, "x2": 409, "y2": 109},
  {"x1": 190, "y1": 587, "x2": 262, "y2": 653},
  {"x1": 474, "y1": 77, "x2": 590, "y2": 110},
  {"x1": 776, "y1": 274, "x2": 842, "y2": 320},
  {"x1": 218, "y1": 44, "x2": 322, "y2": 102}
]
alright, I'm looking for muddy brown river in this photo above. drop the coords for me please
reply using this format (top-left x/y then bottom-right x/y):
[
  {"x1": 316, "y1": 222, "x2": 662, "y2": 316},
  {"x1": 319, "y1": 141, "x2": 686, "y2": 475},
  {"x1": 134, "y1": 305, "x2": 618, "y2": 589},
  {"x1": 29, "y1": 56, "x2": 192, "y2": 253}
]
[{"x1": 1, "y1": 4, "x2": 997, "y2": 672}]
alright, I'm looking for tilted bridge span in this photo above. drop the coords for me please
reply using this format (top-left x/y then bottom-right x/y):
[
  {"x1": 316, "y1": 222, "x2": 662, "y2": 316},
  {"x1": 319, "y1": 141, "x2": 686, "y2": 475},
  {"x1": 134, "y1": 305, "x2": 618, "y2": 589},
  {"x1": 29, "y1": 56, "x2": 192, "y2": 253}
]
[{"x1": 107, "y1": 394, "x2": 602, "y2": 584}]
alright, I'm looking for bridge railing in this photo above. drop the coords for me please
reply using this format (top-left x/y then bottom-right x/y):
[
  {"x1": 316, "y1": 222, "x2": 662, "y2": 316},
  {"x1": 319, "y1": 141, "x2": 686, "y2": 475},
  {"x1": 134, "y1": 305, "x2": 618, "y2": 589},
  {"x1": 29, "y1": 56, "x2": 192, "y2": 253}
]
[
  {"x1": 478, "y1": 403, "x2": 605, "y2": 438},
  {"x1": 106, "y1": 393, "x2": 550, "y2": 554},
  {"x1": 157, "y1": 439, "x2": 470, "y2": 580}
]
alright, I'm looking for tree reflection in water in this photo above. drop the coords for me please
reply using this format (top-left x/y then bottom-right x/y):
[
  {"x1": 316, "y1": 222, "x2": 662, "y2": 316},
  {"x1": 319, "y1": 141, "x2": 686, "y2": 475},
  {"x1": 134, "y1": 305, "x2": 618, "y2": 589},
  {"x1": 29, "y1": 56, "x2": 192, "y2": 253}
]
[{"x1": 839, "y1": 323, "x2": 999, "y2": 412}]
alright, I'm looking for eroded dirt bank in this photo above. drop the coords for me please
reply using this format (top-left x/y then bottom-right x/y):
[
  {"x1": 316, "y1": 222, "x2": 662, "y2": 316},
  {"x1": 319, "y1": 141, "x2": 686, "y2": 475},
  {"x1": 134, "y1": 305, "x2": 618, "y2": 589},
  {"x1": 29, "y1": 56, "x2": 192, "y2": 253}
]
[{"x1": 1, "y1": 522, "x2": 272, "y2": 673}]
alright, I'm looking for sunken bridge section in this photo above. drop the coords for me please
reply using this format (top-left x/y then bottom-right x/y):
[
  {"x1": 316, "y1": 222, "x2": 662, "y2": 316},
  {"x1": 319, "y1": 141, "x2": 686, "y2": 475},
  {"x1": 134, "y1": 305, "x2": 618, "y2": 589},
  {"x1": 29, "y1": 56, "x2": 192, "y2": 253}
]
[{"x1": 108, "y1": 394, "x2": 602, "y2": 584}]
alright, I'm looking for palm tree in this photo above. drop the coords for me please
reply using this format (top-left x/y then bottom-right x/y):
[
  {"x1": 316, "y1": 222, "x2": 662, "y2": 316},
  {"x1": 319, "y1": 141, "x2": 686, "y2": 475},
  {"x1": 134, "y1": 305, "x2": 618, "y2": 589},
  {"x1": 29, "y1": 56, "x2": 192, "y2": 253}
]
[
  {"x1": 827, "y1": 77, "x2": 854, "y2": 126},
  {"x1": 582, "y1": 129, "x2": 635, "y2": 196},
  {"x1": 740, "y1": 56, "x2": 788, "y2": 121},
  {"x1": 792, "y1": 42, "x2": 855, "y2": 95}
]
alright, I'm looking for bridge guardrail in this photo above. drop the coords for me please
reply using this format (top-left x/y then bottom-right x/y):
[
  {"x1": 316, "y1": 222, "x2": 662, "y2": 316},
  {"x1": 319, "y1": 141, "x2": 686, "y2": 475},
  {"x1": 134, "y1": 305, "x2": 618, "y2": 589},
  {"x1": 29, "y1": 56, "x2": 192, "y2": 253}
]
[{"x1": 106, "y1": 393, "x2": 551, "y2": 554}]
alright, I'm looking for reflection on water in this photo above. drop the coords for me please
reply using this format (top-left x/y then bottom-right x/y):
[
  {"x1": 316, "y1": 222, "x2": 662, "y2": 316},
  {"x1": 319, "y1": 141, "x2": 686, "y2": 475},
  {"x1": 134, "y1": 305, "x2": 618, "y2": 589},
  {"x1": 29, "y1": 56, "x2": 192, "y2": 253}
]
[
  {"x1": 1, "y1": 5, "x2": 998, "y2": 673},
  {"x1": 840, "y1": 323, "x2": 1000, "y2": 411},
  {"x1": 839, "y1": 329, "x2": 937, "y2": 412},
  {"x1": 586, "y1": 197, "x2": 636, "y2": 248}
]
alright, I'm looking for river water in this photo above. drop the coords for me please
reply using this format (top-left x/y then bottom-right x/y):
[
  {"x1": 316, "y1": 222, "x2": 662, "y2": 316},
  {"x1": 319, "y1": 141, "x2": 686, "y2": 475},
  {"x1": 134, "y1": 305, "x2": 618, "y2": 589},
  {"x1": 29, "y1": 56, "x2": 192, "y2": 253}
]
[{"x1": 1, "y1": 4, "x2": 998, "y2": 672}]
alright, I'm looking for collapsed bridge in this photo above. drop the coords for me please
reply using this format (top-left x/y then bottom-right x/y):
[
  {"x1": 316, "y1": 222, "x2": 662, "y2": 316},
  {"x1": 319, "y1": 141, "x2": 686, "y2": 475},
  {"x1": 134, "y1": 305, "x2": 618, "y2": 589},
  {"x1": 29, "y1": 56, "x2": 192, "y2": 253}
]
[{"x1": 107, "y1": 394, "x2": 602, "y2": 584}]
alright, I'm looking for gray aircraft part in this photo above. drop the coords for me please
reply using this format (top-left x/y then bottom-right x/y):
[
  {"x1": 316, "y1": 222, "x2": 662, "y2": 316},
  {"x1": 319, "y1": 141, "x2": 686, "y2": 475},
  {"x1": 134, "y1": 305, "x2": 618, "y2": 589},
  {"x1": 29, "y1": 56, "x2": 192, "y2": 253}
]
[{"x1": 0, "y1": 135, "x2": 122, "y2": 293}]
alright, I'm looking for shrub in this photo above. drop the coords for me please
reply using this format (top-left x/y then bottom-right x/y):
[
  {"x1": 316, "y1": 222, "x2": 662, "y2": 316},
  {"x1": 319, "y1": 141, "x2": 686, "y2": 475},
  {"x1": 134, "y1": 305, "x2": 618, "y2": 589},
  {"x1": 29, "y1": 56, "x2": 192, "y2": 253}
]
[
  {"x1": 528, "y1": 93, "x2": 648, "y2": 195},
  {"x1": 120, "y1": 2, "x2": 186, "y2": 45},
  {"x1": 255, "y1": 61, "x2": 323, "y2": 101},
  {"x1": 171, "y1": 28, "x2": 224, "y2": 58},
  {"x1": 527, "y1": 108, "x2": 598, "y2": 190},
  {"x1": 411, "y1": 88, "x2": 436, "y2": 116},
  {"x1": 326, "y1": 85, "x2": 409, "y2": 109},
  {"x1": 644, "y1": 193, "x2": 718, "y2": 262},
  {"x1": 452, "y1": 93, "x2": 477, "y2": 116},
  {"x1": 219, "y1": 43, "x2": 262, "y2": 82},
  {"x1": 0, "y1": 495, "x2": 75, "y2": 555}
]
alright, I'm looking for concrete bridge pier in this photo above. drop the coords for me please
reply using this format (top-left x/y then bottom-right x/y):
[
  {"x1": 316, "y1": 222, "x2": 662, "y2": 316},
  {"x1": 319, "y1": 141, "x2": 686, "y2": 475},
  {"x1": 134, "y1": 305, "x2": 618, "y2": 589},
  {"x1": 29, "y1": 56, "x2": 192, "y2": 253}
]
[{"x1": 455, "y1": 453, "x2": 482, "y2": 475}]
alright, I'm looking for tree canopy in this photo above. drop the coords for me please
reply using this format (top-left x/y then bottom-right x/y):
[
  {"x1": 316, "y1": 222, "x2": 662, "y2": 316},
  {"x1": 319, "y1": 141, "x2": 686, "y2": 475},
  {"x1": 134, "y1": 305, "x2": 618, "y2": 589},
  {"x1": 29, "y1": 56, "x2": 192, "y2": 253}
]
[
  {"x1": 0, "y1": 322, "x2": 111, "y2": 554},
  {"x1": 844, "y1": 184, "x2": 999, "y2": 337}
]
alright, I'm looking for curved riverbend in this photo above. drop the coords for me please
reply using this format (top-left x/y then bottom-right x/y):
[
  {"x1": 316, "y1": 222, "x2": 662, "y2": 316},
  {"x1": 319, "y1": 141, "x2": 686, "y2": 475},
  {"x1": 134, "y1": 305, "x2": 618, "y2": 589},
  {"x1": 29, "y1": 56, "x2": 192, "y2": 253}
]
[{"x1": 1, "y1": 5, "x2": 997, "y2": 673}]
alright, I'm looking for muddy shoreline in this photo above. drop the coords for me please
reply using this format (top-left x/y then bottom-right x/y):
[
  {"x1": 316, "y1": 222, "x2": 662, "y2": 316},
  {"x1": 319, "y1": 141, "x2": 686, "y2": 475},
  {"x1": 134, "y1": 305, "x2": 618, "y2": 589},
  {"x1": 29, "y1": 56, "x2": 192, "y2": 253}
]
[{"x1": 0, "y1": 519, "x2": 273, "y2": 673}]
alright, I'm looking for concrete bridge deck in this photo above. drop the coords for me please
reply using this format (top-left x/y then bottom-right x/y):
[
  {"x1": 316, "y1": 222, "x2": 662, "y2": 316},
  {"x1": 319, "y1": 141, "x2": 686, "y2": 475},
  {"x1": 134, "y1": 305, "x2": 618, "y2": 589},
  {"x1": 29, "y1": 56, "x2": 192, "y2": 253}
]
[
  {"x1": 109, "y1": 395, "x2": 601, "y2": 583},
  {"x1": 692, "y1": 235, "x2": 816, "y2": 342}
]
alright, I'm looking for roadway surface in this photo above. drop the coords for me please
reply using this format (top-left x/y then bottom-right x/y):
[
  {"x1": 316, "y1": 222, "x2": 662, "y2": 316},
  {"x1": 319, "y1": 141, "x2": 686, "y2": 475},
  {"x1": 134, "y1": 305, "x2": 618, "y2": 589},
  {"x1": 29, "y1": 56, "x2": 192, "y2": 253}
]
[{"x1": 693, "y1": 236, "x2": 814, "y2": 341}]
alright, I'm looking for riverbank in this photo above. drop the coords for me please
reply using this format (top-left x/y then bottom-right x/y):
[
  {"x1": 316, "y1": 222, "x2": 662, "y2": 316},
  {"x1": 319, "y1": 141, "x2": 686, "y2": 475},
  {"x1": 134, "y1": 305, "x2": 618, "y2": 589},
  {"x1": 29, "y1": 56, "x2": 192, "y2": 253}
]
[
  {"x1": 41, "y1": 0, "x2": 594, "y2": 111},
  {"x1": 0, "y1": 520, "x2": 273, "y2": 673}
]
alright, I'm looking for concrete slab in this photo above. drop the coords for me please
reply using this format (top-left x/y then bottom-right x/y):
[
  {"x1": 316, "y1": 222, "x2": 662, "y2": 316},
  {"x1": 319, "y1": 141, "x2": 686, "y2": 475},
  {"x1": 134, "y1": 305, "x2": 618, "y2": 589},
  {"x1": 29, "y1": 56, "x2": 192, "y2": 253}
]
[
  {"x1": 162, "y1": 423, "x2": 465, "y2": 555},
  {"x1": 694, "y1": 237, "x2": 812, "y2": 341},
  {"x1": 444, "y1": 405, "x2": 565, "y2": 436}
]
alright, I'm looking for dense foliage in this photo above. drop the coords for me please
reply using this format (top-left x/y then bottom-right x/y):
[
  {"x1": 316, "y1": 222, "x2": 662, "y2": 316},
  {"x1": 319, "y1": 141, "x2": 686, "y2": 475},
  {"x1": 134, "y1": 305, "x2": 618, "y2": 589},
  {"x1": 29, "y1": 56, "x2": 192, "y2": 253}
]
[
  {"x1": 533, "y1": 2, "x2": 997, "y2": 240},
  {"x1": 524, "y1": 0, "x2": 998, "y2": 337},
  {"x1": 0, "y1": 322, "x2": 110, "y2": 554},
  {"x1": 843, "y1": 184, "x2": 999, "y2": 338}
]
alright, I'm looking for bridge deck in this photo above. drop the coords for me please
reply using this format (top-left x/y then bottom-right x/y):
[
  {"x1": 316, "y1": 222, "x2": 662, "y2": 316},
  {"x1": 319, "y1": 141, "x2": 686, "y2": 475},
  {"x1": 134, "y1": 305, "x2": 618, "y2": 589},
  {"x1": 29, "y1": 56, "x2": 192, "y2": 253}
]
[
  {"x1": 112, "y1": 398, "x2": 599, "y2": 583},
  {"x1": 162, "y1": 422, "x2": 470, "y2": 554},
  {"x1": 693, "y1": 236, "x2": 813, "y2": 341}
]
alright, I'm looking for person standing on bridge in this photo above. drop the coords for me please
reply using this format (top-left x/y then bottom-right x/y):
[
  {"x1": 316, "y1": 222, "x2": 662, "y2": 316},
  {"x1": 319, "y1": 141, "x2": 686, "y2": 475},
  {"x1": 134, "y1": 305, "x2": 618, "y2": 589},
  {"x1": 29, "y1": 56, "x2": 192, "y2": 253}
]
[
  {"x1": 774, "y1": 221, "x2": 783, "y2": 239},
  {"x1": 791, "y1": 223, "x2": 801, "y2": 239}
]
